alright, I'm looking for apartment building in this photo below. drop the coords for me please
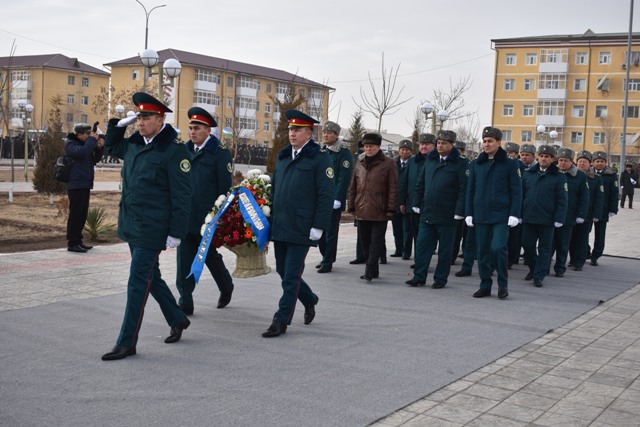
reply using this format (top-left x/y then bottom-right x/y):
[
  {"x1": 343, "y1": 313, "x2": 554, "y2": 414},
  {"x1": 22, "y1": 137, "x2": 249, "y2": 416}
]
[
  {"x1": 492, "y1": 30, "x2": 640, "y2": 161},
  {"x1": 106, "y1": 49, "x2": 332, "y2": 147},
  {"x1": 0, "y1": 54, "x2": 110, "y2": 135}
]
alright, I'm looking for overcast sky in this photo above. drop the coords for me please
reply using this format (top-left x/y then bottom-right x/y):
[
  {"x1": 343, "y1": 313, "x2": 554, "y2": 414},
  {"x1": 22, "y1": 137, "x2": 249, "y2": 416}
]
[{"x1": 2, "y1": 0, "x2": 639, "y2": 136}]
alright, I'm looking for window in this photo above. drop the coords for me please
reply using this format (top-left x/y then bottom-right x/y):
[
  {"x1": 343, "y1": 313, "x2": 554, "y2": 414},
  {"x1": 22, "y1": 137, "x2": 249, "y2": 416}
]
[
  {"x1": 225, "y1": 118, "x2": 232, "y2": 128},
  {"x1": 570, "y1": 132, "x2": 583, "y2": 144},
  {"x1": 226, "y1": 97, "x2": 233, "y2": 107},
  {"x1": 274, "y1": 104, "x2": 280, "y2": 113},
  {"x1": 299, "y1": 89, "x2": 305, "y2": 98},
  {"x1": 309, "y1": 106, "x2": 323, "y2": 118},
  {"x1": 67, "y1": 94, "x2": 74, "y2": 104},
  {"x1": 238, "y1": 96, "x2": 257, "y2": 110},
  {"x1": 502, "y1": 130, "x2": 512, "y2": 141},
  {"x1": 266, "y1": 83, "x2": 272, "y2": 93},
  {"x1": 626, "y1": 79, "x2": 640, "y2": 91},
  {"x1": 537, "y1": 101, "x2": 565, "y2": 116},
  {"x1": 11, "y1": 70, "x2": 30, "y2": 81},
  {"x1": 193, "y1": 90, "x2": 220, "y2": 106},
  {"x1": 504, "y1": 79, "x2": 515, "y2": 91},
  {"x1": 81, "y1": 77, "x2": 89, "y2": 87},
  {"x1": 132, "y1": 69, "x2": 140, "y2": 81},
  {"x1": 599, "y1": 51, "x2": 611, "y2": 64},
  {"x1": 195, "y1": 69, "x2": 220, "y2": 84},
  {"x1": 277, "y1": 83, "x2": 287, "y2": 95},
  {"x1": 68, "y1": 75, "x2": 75, "y2": 85},
  {"x1": 572, "y1": 105, "x2": 585, "y2": 118},
  {"x1": 595, "y1": 105, "x2": 608, "y2": 118},
  {"x1": 622, "y1": 106, "x2": 639, "y2": 118},
  {"x1": 502, "y1": 104, "x2": 514, "y2": 116},
  {"x1": 620, "y1": 132, "x2": 636, "y2": 145},
  {"x1": 81, "y1": 96, "x2": 89, "y2": 106},
  {"x1": 540, "y1": 49, "x2": 568, "y2": 63},
  {"x1": 265, "y1": 103, "x2": 271, "y2": 114},
  {"x1": 11, "y1": 88, "x2": 31, "y2": 101},
  {"x1": 240, "y1": 76, "x2": 257, "y2": 89},
  {"x1": 574, "y1": 79, "x2": 586, "y2": 91},
  {"x1": 239, "y1": 118, "x2": 257, "y2": 130},
  {"x1": 227, "y1": 76, "x2": 234, "y2": 87},
  {"x1": 593, "y1": 132, "x2": 605, "y2": 145},
  {"x1": 81, "y1": 114, "x2": 88, "y2": 123},
  {"x1": 576, "y1": 52, "x2": 588, "y2": 64},
  {"x1": 505, "y1": 54, "x2": 516, "y2": 65},
  {"x1": 66, "y1": 113, "x2": 73, "y2": 122},
  {"x1": 539, "y1": 74, "x2": 566, "y2": 89},
  {"x1": 526, "y1": 53, "x2": 537, "y2": 65},
  {"x1": 264, "y1": 122, "x2": 270, "y2": 131},
  {"x1": 522, "y1": 105, "x2": 534, "y2": 116},
  {"x1": 523, "y1": 78, "x2": 535, "y2": 91},
  {"x1": 521, "y1": 130, "x2": 532, "y2": 142},
  {"x1": 310, "y1": 88, "x2": 322, "y2": 99}
]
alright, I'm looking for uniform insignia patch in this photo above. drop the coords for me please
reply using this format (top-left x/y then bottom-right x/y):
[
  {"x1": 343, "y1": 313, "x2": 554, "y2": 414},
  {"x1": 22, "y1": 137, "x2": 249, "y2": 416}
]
[
  {"x1": 180, "y1": 159, "x2": 191, "y2": 172},
  {"x1": 466, "y1": 169, "x2": 470, "y2": 177},
  {"x1": 342, "y1": 160, "x2": 350, "y2": 169},
  {"x1": 614, "y1": 181, "x2": 619, "y2": 187},
  {"x1": 227, "y1": 163, "x2": 232, "y2": 173},
  {"x1": 517, "y1": 168, "x2": 521, "y2": 177},
  {"x1": 564, "y1": 183, "x2": 568, "y2": 191},
  {"x1": 599, "y1": 185, "x2": 604, "y2": 192},
  {"x1": 326, "y1": 167, "x2": 335, "y2": 178}
]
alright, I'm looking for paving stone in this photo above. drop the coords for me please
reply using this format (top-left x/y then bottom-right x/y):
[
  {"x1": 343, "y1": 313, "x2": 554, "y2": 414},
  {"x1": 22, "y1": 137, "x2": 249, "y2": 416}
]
[
  {"x1": 479, "y1": 374, "x2": 531, "y2": 392},
  {"x1": 466, "y1": 413, "x2": 529, "y2": 427},
  {"x1": 520, "y1": 382, "x2": 572, "y2": 400},
  {"x1": 547, "y1": 400, "x2": 605, "y2": 423},
  {"x1": 423, "y1": 402, "x2": 483, "y2": 425},
  {"x1": 488, "y1": 402, "x2": 544, "y2": 423},
  {"x1": 444, "y1": 392, "x2": 500, "y2": 413},
  {"x1": 403, "y1": 399, "x2": 439, "y2": 414},
  {"x1": 593, "y1": 408, "x2": 640, "y2": 425},
  {"x1": 504, "y1": 391, "x2": 557, "y2": 411},
  {"x1": 463, "y1": 383, "x2": 515, "y2": 401},
  {"x1": 495, "y1": 366, "x2": 543, "y2": 383},
  {"x1": 532, "y1": 411, "x2": 587, "y2": 426},
  {"x1": 533, "y1": 374, "x2": 583, "y2": 390},
  {"x1": 547, "y1": 365, "x2": 593, "y2": 381}
]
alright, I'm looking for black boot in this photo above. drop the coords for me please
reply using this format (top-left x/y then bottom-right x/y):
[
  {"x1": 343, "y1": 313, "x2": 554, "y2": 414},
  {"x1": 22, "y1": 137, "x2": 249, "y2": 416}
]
[{"x1": 262, "y1": 317, "x2": 287, "y2": 337}]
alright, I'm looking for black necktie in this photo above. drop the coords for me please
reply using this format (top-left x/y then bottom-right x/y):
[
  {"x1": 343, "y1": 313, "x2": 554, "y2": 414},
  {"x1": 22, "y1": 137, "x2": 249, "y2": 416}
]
[
  {"x1": 293, "y1": 150, "x2": 299, "y2": 158},
  {"x1": 195, "y1": 147, "x2": 199, "y2": 154},
  {"x1": 440, "y1": 157, "x2": 445, "y2": 163},
  {"x1": 401, "y1": 161, "x2": 406, "y2": 168}
]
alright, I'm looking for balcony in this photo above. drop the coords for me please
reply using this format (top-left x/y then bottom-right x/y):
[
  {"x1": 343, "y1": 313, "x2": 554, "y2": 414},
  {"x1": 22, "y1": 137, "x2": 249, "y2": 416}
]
[
  {"x1": 539, "y1": 61, "x2": 568, "y2": 73},
  {"x1": 194, "y1": 80, "x2": 216, "y2": 92},
  {"x1": 238, "y1": 129, "x2": 256, "y2": 139},
  {"x1": 273, "y1": 112, "x2": 281, "y2": 122},
  {"x1": 11, "y1": 79, "x2": 31, "y2": 90},
  {"x1": 237, "y1": 87, "x2": 257, "y2": 98},
  {"x1": 536, "y1": 115, "x2": 565, "y2": 127},
  {"x1": 537, "y1": 88, "x2": 566, "y2": 99},
  {"x1": 235, "y1": 107, "x2": 257, "y2": 118}
]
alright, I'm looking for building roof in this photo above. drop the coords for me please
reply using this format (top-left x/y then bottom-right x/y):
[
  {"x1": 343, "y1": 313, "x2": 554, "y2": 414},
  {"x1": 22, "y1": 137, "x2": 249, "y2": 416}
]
[
  {"x1": 0, "y1": 54, "x2": 109, "y2": 76},
  {"x1": 106, "y1": 48, "x2": 332, "y2": 90},
  {"x1": 492, "y1": 29, "x2": 640, "y2": 47}
]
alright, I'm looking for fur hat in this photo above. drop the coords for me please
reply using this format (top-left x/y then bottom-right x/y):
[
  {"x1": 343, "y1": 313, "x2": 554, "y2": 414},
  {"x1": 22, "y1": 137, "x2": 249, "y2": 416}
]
[
  {"x1": 398, "y1": 139, "x2": 413, "y2": 151},
  {"x1": 520, "y1": 144, "x2": 537, "y2": 154},
  {"x1": 323, "y1": 121, "x2": 341, "y2": 134},
  {"x1": 505, "y1": 142, "x2": 520, "y2": 153},
  {"x1": 437, "y1": 130, "x2": 457, "y2": 144},
  {"x1": 538, "y1": 145, "x2": 557, "y2": 157},
  {"x1": 454, "y1": 141, "x2": 466, "y2": 150},
  {"x1": 73, "y1": 123, "x2": 92, "y2": 134},
  {"x1": 557, "y1": 148, "x2": 575, "y2": 160},
  {"x1": 482, "y1": 126, "x2": 503, "y2": 141},
  {"x1": 593, "y1": 151, "x2": 608, "y2": 161},
  {"x1": 576, "y1": 150, "x2": 593, "y2": 162},
  {"x1": 362, "y1": 132, "x2": 382, "y2": 146},
  {"x1": 418, "y1": 133, "x2": 436, "y2": 145}
]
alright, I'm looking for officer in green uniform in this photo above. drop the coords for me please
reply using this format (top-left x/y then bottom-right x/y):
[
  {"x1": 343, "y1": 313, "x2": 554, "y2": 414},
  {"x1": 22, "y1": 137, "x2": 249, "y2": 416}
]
[
  {"x1": 553, "y1": 148, "x2": 589, "y2": 277},
  {"x1": 101, "y1": 92, "x2": 192, "y2": 361},
  {"x1": 316, "y1": 121, "x2": 353, "y2": 273},
  {"x1": 262, "y1": 110, "x2": 334, "y2": 337},
  {"x1": 390, "y1": 139, "x2": 413, "y2": 259},
  {"x1": 504, "y1": 142, "x2": 526, "y2": 268},
  {"x1": 590, "y1": 151, "x2": 619, "y2": 266},
  {"x1": 521, "y1": 145, "x2": 568, "y2": 288},
  {"x1": 406, "y1": 130, "x2": 468, "y2": 288},
  {"x1": 465, "y1": 127, "x2": 522, "y2": 299},
  {"x1": 176, "y1": 107, "x2": 234, "y2": 315},
  {"x1": 569, "y1": 151, "x2": 604, "y2": 270}
]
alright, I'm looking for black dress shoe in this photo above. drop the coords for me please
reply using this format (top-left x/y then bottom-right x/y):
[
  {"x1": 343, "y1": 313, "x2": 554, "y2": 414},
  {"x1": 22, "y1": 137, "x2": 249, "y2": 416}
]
[
  {"x1": 402, "y1": 256, "x2": 411, "y2": 260},
  {"x1": 304, "y1": 296, "x2": 318, "y2": 325},
  {"x1": 317, "y1": 264, "x2": 332, "y2": 273},
  {"x1": 379, "y1": 257, "x2": 387, "y2": 265},
  {"x1": 410, "y1": 264, "x2": 415, "y2": 269},
  {"x1": 498, "y1": 288, "x2": 509, "y2": 300},
  {"x1": 262, "y1": 317, "x2": 287, "y2": 337},
  {"x1": 217, "y1": 289, "x2": 233, "y2": 309},
  {"x1": 349, "y1": 259, "x2": 365, "y2": 265},
  {"x1": 67, "y1": 245, "x2": 88, "y2": 253},
  {"x1": 179, "y1": 303, "x2": 194, "y2": 315},
  {"x1": 555, "y1": 272, "x2": 564, "y2": 278},
  {"x1": 405, "y1": 279, "x2": 425, "y2": 287},
  {"x1": 524, "y1": 272, "x2": 533, "y2": 281},
  {"x1": 573, "y1": 266, "x2": 583, "y2": 271},
  {"x1": 432, "y1": 282, "x2": 446, "y2": 289},
  {"x1": 79, "y1": 243, "x2": 93, "y2": 250},
  {"x1": 455, "y1": 270, "x2": 471, "y2": 277},
  {"x1": 533, "y1": 279, "x2": 543, "y2": 288},
  {"x1": 473, "y1": 288, "x2": 491, "y2": 298},
  {"x1": 101, "y1": 345, "x2": 136, "y2": 361},
  {"x1": 360, "y1": 275, "x2": 373, "y2": 282},
  {"x1": 389, "y1": 253, "x2": 402, "y2": 257},
  {"x1": 164, "y1": 317, "x2": 191, "y2": 343},
  {"x1": 590, "y1": 259, "x2": 598, "y2": 266}
]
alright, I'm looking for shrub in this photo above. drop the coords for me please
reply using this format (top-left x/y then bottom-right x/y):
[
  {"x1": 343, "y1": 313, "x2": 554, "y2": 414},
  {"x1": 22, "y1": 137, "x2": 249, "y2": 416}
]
[{"x1": 84, "y1": 206, "x2": 115, "y2": 240}]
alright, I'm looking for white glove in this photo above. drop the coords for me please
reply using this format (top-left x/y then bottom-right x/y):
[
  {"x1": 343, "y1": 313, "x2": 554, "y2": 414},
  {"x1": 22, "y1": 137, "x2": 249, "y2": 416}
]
[
  {"x1": 333, "y1": 200, "x2": 342, "y2": 210},
  {"x1": 609, "y1": 212, "x2": 616, "y2": 218},
  {"x1": 594, "y1": 218, "x2": 600, "y2": 223},
  {"x1": 554, "y1": 222, "x2": 563, "y2": 228},
  {"x1": 465, "y1": 216, "x2": 474, "y2": 227},
  {"x1": 166, "y1": 236, "x2": 181, "y2": 248},
  {"x1": 454, "y1": 215, "x2": 464, "y2": 220},
  {"x1": 576, "y1": 217, "x2": 585, "y2": 224},
  {"x1": 508, "y1": 216, "x2": 519, "y2": 228},
  {"x1": 309, "y1": 227, "x2": 323, "y2": 241},
  {"x1": 117, "y1": 115, "x2": 137, "y2": 127},
  {"x1": 413, "y1": 207, "x2": 420, "y2": 214},
  {"x1": 631, "y1": 178, "x2": 637, "y2": 185}
]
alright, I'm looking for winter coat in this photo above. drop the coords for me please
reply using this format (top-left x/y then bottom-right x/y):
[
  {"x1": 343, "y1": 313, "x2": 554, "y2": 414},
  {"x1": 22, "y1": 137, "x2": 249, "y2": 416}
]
[
  {"x1": 398, "y1": 151, "x2": 426, "y2": 210},
  {"x1": 522, "y1": 163, "x2": 568, "y2": 225},
  {"x1": 64, "y1": 133, "x2": 103, "y2": 190},
  {"x1": 323, "y1": 142, "x2": 354, "y2": 211},
  {"x1": 559, "y1": 165, "x2": 589, "y2": 226},
  {"x1": 348, "y1": 150, "x2": 398, "y2": 221},
  {"x1": 592, "y1": 166, "x2": 619, "y2": 222}
]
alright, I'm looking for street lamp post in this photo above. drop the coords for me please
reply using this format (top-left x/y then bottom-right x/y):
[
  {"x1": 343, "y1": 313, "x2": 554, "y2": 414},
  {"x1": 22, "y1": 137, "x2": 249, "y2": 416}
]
[
  {"x1": 18, "y1": 100, "x2": 34, "y2": 182},
  {"x1": 420, "y1": 101, "x2": 449, "y2": 134},
  {"x1": 135, "y1": 0, "x2": 166, "y2": 92},
  {"x1": 536, "y1": 124, "x2": 559, "y2": 146},
  {"x1": 140, "y1": 49, "x2": 181, "y2": 103}
]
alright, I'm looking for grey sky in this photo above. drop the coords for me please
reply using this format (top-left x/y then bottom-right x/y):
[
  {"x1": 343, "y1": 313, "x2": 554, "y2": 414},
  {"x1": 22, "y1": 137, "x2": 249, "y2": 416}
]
[{"x1": 1, "y1": 0, "x2": 638, "y2": 136}]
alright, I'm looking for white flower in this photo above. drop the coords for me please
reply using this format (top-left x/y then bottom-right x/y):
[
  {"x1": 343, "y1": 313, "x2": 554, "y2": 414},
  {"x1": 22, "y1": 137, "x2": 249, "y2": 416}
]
[
  {"x1": 247, "y1": 169, "x2": 261, "y2": 178},
  {"x1": 214, "y1": 194, "x2": 226, "y2": 208},
  {"x1": 259, "y1": 174, "x2": 271, "y2": 183},
  {"x1": 204, "y1": 213, "x2": 213, "y2": 224},
  {"x1": 261, "y1": 205, "x2": 271, "y2": 217},
  {"x1": 200, "y1": 224, "x2": 207, "y2": 236}
]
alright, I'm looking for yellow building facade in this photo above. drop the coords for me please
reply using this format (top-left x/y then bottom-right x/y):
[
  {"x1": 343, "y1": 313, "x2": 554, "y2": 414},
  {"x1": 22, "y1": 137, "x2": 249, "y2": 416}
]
[
  {"x1": 0, "y1": 54, "x2": 110, "y2": 136},
  {"x1": 492, "y1": 30, "x2": 640, "y2": 162},
  {"x1": 106, "y1": 49, "x2": 332, "y2": 147}
]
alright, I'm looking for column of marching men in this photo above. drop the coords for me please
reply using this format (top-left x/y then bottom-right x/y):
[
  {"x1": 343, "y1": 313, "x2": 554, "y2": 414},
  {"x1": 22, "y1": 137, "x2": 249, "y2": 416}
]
[{"x1": 97, "y1": 92, "x2": 621, "y2": 361}]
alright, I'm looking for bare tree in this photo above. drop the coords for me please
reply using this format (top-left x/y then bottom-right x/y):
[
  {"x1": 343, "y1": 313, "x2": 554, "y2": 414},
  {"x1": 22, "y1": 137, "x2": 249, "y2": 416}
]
[
  {"x1": 266, "y1": 82, "x2": 305, "y2": 173},
  {"x1": 453, "y1": 113, "x2": 482, "y2": 159},
  {"x1": 409, "y1": 108, "x2": 423, "y2": 144},
  {"x1": 353, "y1": 52, "x2": 413, "y2": 132},
  {"x1": 599, "y1": 116, "x2": 620, "y2": 159},
  {"x1": 0, "y1": 41, "x2": 18, "y2": 141},
  {"x1": 422, "y1": 76, "x2": 475, "y2": 132}
]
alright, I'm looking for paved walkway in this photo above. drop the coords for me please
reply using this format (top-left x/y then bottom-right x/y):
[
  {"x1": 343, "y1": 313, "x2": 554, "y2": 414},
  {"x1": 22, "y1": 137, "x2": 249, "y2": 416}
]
[{"x1": 0, "y1": 192, "x2": 638, "y2": 425}]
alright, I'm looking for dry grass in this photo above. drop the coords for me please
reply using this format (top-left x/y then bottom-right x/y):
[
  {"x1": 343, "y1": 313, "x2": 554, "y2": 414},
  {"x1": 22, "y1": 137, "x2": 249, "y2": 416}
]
[{"x1": 0, "y1": 167, "x2": 122, "y2": 183}]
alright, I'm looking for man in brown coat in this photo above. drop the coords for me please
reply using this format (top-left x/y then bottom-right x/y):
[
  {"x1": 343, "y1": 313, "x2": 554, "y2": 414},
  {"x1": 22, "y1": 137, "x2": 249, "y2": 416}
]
[{"x1": 347, "y1": 133, "x2": 398, "y2": 281}]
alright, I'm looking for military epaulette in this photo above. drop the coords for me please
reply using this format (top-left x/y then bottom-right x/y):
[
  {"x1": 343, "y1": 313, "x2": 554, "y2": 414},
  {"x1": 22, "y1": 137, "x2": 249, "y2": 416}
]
[
  {"x1": 173, "y1": 138, "x2": 184, "y2": 144},
  {"x1": 319, "y1": 146, "x2": 329, "y2": 153}
]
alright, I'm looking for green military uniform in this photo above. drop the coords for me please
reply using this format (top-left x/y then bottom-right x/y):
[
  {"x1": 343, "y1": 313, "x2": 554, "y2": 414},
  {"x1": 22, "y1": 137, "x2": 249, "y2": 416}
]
[
  {"x1": 104, "y1": 104, "x2": 192, "y2": 352},
  {"x1": 590, "y1": 152, "x2": 619, "y2": 264},
  {"x1": 176, "y1": 132, "x2": 234, "y2": 312}
]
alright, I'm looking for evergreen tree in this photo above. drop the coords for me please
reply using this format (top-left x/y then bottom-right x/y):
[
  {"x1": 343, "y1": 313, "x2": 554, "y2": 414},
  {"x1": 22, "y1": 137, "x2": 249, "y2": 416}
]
[
  {"x1": 347, "y1": 109, "x2": 366, "y2": 154},
  {"x1": 33, "y1": 95, "x2": 67, "y2": 197},
  {"x1": 266, "y1": 82, "x2": 305, "y2": 173}
]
